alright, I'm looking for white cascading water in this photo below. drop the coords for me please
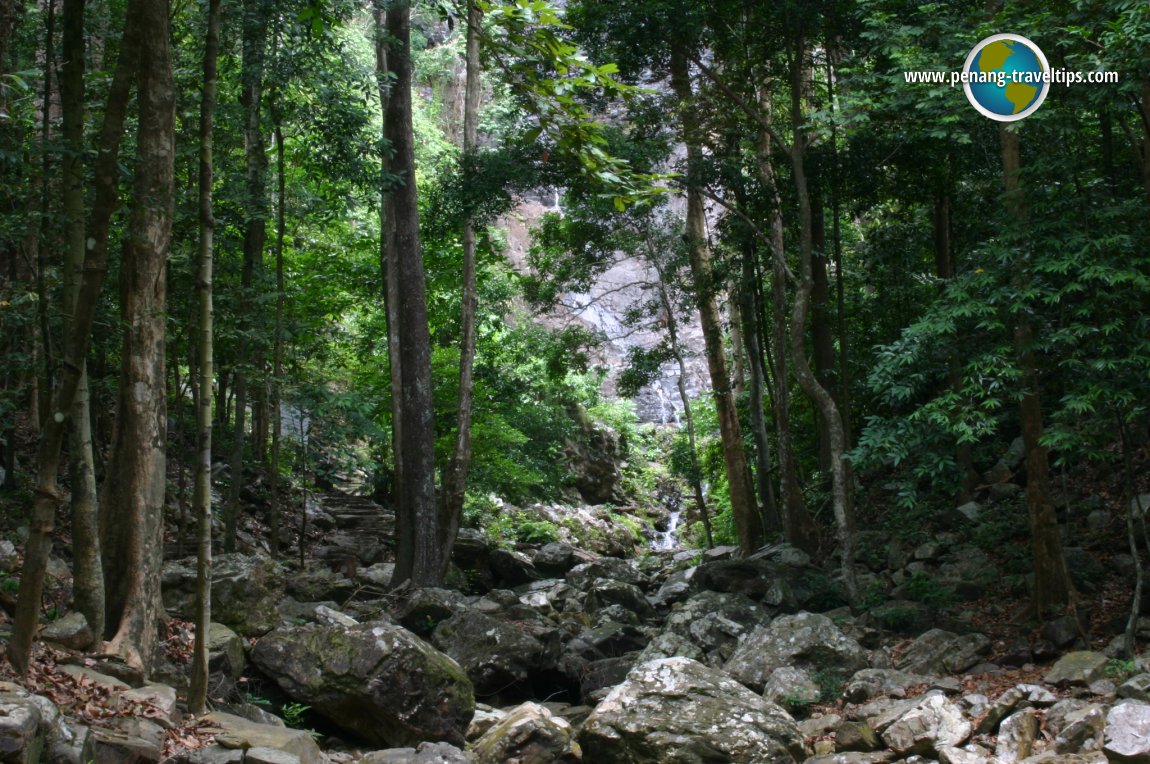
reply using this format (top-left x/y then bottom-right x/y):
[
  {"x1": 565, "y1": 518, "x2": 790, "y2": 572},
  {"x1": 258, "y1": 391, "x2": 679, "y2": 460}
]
[{"x1": 652, "y1": 508, "x2": 682, "y2": 551}]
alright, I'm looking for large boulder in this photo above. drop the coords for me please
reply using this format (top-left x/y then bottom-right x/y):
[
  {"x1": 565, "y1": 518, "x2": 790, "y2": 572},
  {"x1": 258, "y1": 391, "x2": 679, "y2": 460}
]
[
  {"x1": 723, "y1": 612, "x2": 869, "y2": 693},
  {"x1": 660, "y1": 591, "x2": 769, "y2": 667},
  {"x1": 873, "y1": 691, "x2": 971, "y2": 756},
  {"x1": 430, "y1": 610, "x2": 553, "y2": 699},
  {"x1": 1105, "y1": 701, "x2": 1150, "y2": 763},
  {"x1": 201, "y1": 713, "x2": 323, "y2": 764},
  {"x1": 579, "y1": 657, "x2": 804, "y2": 763},
  {"x1": 470, "y1": 702, "x2": 578, "y2": 764},
  {"x1": 1044, "y1": 651, "x2": 1110, "y2": 688},
  {"x1": 251, "y1": 621, "x2": 474, "y2": 748},
  {"x1": 0, "y1": 692, "x2": 46, "y2": 764},
  {"x1": 894, "y1": 629, "x2": 990, "y2": 675},
  {"x1": 163, "y1": 554, "x2": 285, "y2": 636}
]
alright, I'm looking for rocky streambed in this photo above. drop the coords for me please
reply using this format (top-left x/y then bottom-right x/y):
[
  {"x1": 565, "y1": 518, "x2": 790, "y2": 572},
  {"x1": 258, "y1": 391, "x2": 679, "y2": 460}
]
[{"x1": 2, "y1": 494, "x2": 1148, "y2": 764}]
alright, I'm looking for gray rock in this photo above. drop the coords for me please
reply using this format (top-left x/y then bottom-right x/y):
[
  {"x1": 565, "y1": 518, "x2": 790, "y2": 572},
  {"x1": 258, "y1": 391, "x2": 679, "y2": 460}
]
[
  {"x1": 649, "y1": 567, "x2": 695, "y2": 607},
  {"x1": 40, "y1": 613, "x2": 94, "y2": 650},
  {"x1": 1120, "y1": 673, "x2": 1150, "y2": 702},
  {"x1": 894, "y1": 629, "x2": 990, "y2": 675},
  {"x1": 89, "y1": 725, "x2": 161, "y2": 764},
  {"x1": 466, "y1": 706, "x2": 507, "y2": 742},
  {"x1": 1132, "y1": 494, "x2": 1150, "y2": 514},
  {"x1": 661, "y1": 590, "x2": 768, "y2": 666},
  {"x1": 724, "y1": 612, "x2": 868, "y2": 693},
  {"x1": 0, "y1": 693, "x2": 44, "y2": 764},
  {"x1": 532, "y1": 543, "x2": 585, "y2": 578},
  {"x1": 430, "y1": 609, "x2": 551, "y2": 698},
  {"x1": 489, "y1": 548, "x2": 539, "y2": 587},
  {"x1": 358, "y1": 742, "x2": 474, "y2": 763},
  {"x1": 163, "y1": 554, "x2": 286, "y2": 636},
  {"x1": 1104, "y1": 701, "x2": 1150, "y2": 763},
  {"x1": 802, "y1": 754, "x2": 894, "y2": 764},
  {"x1": 119, "y1": 685, "x2": 178, "y2": 729},
  {"x1": 251, "y1": 621, "x2": 474, "y2": 747},
  {"x1": 566, "y1": 558, "x2": 645, "y2": 591},
  {"x1": 1086, "y1": 510, "x2": 1112, "y2": 531},
  {"x1": 843, "y1": 668, "x2": 927, "y2": 703},
  {"x1": 0, "y1": 540, "x2": 17, "y2": 573},
  {"x1": 978, "y1": 683, "x2": 1058, "y2": 734},
  {"x1": 938, "y1": 745, "x2": 993, "y2": 764},
  {"x1": 996, "y1": 708, "x2": 1039, "y2": 763},
  {"x1": 579, "y1": 657, "x2": 804, "y2": 763},
  {"x1": 635, "y1": 631, "x2": 705, "y2": 664},
  {"x1": 207, "y1": 622, "x2": 246, "y2": 681},
  {"x1": 470, "y1": 702, "x2": 576, "y2": 764},
  {"x1": 1049, "y1": 701, "x2": 1105, "y2": 754},
  {"x1": 763, "y1": 667, "x2": 820, "y2": 708},
  {"x1": 394, "y1": 588, "x2": 466, "y2": 636},
  {"x1": 202, "y1": 713, "x2": 322, "y2": 764},
  {"x1": 874, "y1": 691, "x2": 971, "y2": 756},
  {"x1": 1044, "y1": 651, "x2": 1109, "y2": 687},
  {"x1": 1020, "y1": 754, "x2": 1107, "y2": 764},
  {"x1": 585, "y1": 578, "x2": 654, "y2": 619},
  {"x1": 834, "y1": 721, "x2": 880, "y2": 752}
]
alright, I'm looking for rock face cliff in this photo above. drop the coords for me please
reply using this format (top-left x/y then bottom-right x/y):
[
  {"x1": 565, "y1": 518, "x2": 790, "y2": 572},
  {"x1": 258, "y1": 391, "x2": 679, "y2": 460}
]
[{"x1": 501, "y1": 197, "x2": 710, "y2": 424}]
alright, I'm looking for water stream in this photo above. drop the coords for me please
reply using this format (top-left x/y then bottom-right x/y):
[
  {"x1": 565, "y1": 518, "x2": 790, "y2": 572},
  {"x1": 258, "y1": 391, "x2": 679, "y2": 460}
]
[{"x1": 652, "y1": 508, "x2": 682, "y2": 551}]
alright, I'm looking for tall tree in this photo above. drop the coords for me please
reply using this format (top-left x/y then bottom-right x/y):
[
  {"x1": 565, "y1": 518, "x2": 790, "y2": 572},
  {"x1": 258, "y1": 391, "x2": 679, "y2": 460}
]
[
  {"x1": 439, "y1": 0, "x2": 483, "y2": 577},
  {"x1": 100, "y1": 0, "x2": 176, "y2": 671},
  {"x1": 385, "y1": 0, "x2": 442, "y2": 586},
  {"x1": 7, "y1": 0, "x2": 142, "y2": 676},
  {"x1": 669, "y1": 43, "x2": 763, "y2": 556},
  {"x1": 60, "y1": 0, "x2": 103, "y2": 641},
  {"x1": 1000, "y1": 125, "x2": 1073, "y2": 617},
  {"x1": 226, "y1": 0, "x2": 271, "y2": 552},
  {"x1": 189, "y1": 0, "x2": 223, "y2": 715}
]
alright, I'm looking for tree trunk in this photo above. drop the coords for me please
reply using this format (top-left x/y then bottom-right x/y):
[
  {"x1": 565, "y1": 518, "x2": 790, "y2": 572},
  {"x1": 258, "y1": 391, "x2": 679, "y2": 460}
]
[
  {"x1": 188, "y1": 0, "x2": 221, "y2": 715},
  {"x1": 269, "y1": 118, "x2": 285, "y2": 560},
  {"x1": 386, "y1": 0, "x2": 441, "y2": 586},
  {"x1": 785, "y1": 38, "x2": 856, "y2": 606},
  {"x1": 810, "y1": 202, "x2": 835, "y2": 470},
  {"x1": 755, "y1": 83, "x2": 817, "y2": 554},
  {"x1": 739, "y1": 254, "x2": 780, "y2": 534},
  {"x1": 373, "y1": 1, "x2": 404, "y2": 540},
  {"x1": 228, "y1": 0, "x2": 270, "y2": 547},
  {"x1": 60, "y1": 0, "x2": 104, "y2": 642},
  {"x1": 439, "y1": 0, "x2": 482, "y2": 579},
  {"x1": 7, "y1": 0, "x2": 141, "y2": 677},
  {"x1": 1000, "y1": 126, "x2": 1073, "y2": 617},
  {"x1": 99, "y1": 0, "x2": 175, "y2": 673},
  {"x1": 669, "y1": 43, "x2": 762, "y2": 556}
]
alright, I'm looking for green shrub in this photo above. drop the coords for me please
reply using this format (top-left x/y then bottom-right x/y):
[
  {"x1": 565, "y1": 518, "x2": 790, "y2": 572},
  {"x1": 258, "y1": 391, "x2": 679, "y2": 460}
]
[{"x1": 903, "y1": 572, "x2": 957, "y2": 608}]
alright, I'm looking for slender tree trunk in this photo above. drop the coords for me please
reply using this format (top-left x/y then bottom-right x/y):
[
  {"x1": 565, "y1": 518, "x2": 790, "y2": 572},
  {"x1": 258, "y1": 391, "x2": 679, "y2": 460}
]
[
  {"x1": 7, "y1": 0, "x2": 141, "y2": 677},
  {"x1": 60, "y1": 0, "x2": 103, "y2": 642},
  {"x1": 243, "y1": 0, "x2": 269, "y2": 466},
  {"x1": 739, "y1": 253, "x2": 780, "y2": 534},
  {"x1": 786, "y1": 36, "x2": 856, "y2": 606},
  {"x1": 269, "y1": 119, "x2": 285, "y2": 559},
  {"x1": 188, "y1": 0, "x2": 221, "y2": 715},
  {"x1": 373, "y1": 1, "x2": 404, "y2": 530},
  {"x1": 1000, "y1": 126, "x2": 1072, "y2": 617},
  {"x1": 99, "y1": 0, "x2": 174, "y2": 672},
  {"x1": 386, "y1": 0, "x2": 441, "y2": 586},
  {"x1": 810, "y1": 202, "x2": 836, "y2": 471},
  {"x1": 439, "y1": 0, "x2": 482, "y2": 578},
  {"x1": 669, "y1": 44, "x2": 762, "y2": 556},
  {"x1": 32, "y1": 0, "x2": 57, "y2": 428},
  {"x1": 227, "y1": 0, "x2": 269, "y2": 550},
  {"x1": 756, "y1": 84, "x2": 817, "y2": 554}
]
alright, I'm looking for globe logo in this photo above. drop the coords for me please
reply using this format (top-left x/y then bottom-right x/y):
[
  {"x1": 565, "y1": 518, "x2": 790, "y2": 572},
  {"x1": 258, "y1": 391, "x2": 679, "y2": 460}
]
[{"x1": 962, "y1": 34, "x2": 1050, "y2": 122}]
